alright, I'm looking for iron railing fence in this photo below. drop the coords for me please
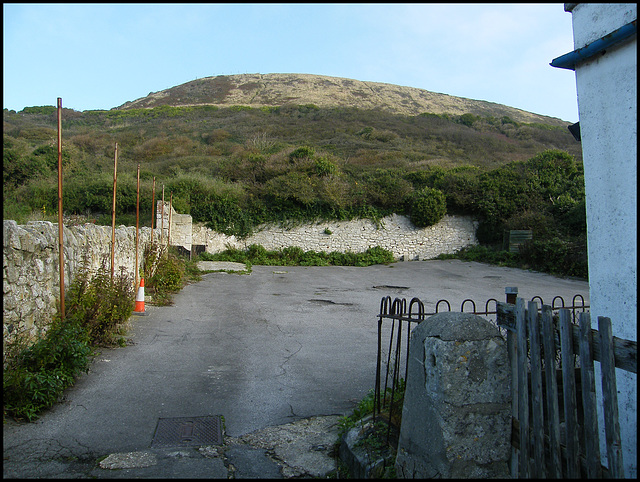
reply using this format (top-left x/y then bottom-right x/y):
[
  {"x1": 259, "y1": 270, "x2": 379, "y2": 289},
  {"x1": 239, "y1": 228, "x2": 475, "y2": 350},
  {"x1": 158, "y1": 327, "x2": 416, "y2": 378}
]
[{"x1": 373, "y1": 290, "x2": 590, "y2": 445}]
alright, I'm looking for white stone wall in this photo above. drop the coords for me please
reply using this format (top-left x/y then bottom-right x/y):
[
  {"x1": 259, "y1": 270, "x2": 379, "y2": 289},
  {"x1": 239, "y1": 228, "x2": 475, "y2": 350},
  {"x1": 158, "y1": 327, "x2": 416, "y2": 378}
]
[
  {"x1": 568, "y1": 3, "x2": 636, "y2": 477},
  {"x1": 3, "y1": 220, "x2": 156, "y2": 342},
  {"x1": 156, "y1": 201, "x2": 192, "y2": 251},
  {"x1": 192, "y1": 214, "x2": 478, "y2": 261},
  {"x1": 3, "y1": 213, "x2": 477, "y2": 354}
]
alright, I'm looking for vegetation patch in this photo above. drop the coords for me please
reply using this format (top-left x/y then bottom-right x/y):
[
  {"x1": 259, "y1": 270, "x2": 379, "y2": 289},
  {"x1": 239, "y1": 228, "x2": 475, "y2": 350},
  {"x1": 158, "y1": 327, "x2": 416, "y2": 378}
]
[
  {"x1": 3, "y1": 257, "x2": 135, "y2": 421},
  {"x1": 3, "y1": 102, "x2": 586, "y2": 278},
  {"x1": 200, "y1": 244, "x2": 394, "y2": 267}
]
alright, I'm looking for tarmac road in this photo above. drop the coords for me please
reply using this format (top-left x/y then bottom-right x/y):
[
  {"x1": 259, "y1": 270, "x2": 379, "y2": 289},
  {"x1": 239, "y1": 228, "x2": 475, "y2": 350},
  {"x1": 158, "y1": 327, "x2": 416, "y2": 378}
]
[{"x1": 3, "y1": 260, "x2": 589, "y2": 478}]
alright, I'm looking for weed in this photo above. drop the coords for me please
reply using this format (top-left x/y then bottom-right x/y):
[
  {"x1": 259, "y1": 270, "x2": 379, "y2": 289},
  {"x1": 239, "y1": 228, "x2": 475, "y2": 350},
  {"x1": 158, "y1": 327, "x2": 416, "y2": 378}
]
[
  {"x1": 3, "y1": 316, "x2": 93, "y2": 421},
  {"x1": 3, "y1": 258, "x2": 135, "y2": 421}
]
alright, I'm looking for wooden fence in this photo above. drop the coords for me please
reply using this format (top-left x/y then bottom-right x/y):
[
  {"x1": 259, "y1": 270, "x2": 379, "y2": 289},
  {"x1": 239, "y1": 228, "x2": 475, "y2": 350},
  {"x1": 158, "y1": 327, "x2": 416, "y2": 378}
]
[{"x1": 497, "y1": 299, "x2": 637, "y2": 478}]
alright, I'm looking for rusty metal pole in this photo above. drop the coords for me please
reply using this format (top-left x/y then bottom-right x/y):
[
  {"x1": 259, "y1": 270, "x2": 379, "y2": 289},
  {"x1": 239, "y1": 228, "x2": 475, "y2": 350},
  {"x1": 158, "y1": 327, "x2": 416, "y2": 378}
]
[
  {"x1": 135, "y1": 164, "x2": 140, "y2": 291},
  {"x1": 111, "y1": 143, "x2": 118, "y2": 279},
  {"x1": 161, "y1": 185, "x2": 165, "y2": 246},
  {"x1": 167, "y1": 192, "x2": 173, "y2": 250},
  {"x1": 151, "y1": 177, "x2": 156, "y2": 245},
  {"x1": 57, "y1": 98, "x2": 65, "y2": 319}
]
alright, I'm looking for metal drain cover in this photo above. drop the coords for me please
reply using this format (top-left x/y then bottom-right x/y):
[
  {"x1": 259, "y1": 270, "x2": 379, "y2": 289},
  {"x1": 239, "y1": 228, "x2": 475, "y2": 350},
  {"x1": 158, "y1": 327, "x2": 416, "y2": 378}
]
[{"x1": 151, "y1": 416, "x2": 223, "y2": 448}]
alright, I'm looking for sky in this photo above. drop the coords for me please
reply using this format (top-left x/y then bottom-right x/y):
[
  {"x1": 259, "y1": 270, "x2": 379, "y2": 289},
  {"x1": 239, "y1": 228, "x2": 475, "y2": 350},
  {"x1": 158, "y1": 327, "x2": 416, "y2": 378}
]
[{"x1": 3, "y1": 3, "x2": 579, "y2": 122}]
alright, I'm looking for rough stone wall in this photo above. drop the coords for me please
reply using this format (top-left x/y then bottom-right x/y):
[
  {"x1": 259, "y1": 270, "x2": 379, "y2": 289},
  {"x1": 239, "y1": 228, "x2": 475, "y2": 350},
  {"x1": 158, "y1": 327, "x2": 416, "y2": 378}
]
[
  {"x1": 193, "y1": 214, "x2": 478, "y2": 261},
  {"x1": 3, "y1": 220, "x2": 156, "y2": 343},
  {"x1": 156, "y1": 201, "x2": 192, "y2": 251},
  {"x1": 4, "y1": 212, "x2": 477, "y2": 349}
]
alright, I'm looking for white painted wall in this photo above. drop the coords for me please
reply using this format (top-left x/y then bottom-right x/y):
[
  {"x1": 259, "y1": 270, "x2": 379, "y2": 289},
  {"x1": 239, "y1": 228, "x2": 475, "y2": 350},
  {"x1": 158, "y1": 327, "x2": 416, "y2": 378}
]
[{"x1": 567, "y1": 3, "x2": 637, "y2": 477}]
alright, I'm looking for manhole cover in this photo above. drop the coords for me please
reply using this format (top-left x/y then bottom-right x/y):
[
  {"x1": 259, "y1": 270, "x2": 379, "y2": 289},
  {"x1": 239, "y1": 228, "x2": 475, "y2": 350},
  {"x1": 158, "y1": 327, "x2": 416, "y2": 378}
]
[{"x1": 151, "y1": 416, "x2": 223, "y2": 448}]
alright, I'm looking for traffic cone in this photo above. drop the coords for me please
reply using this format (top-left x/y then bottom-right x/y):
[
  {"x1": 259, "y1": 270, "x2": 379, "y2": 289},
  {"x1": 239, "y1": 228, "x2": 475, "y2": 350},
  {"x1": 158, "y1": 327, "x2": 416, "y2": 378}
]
[{"x1": 133, "y1": 278, "x2": 148, "y2": 315}]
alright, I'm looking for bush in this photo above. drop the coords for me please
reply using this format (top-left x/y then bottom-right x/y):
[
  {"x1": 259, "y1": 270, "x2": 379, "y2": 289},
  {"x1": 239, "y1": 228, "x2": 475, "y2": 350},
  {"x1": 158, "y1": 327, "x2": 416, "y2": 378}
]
[
  {"x1": 409, "y1": 187, "x2": 446, "y2": 227},
  {"x1": 519, "y1": 236, "x2": 588, "y2": 278},
  {"x1": 289, "y1": 145, "x2": 315, "y2": 163},
  {"x1": 314, "y1": 156, "x2": 339, "y2": 176},
  {"x1": 64, "y1": 260, "x2": 135, "y2": 346},
  {"x1": 201, "y1": 245, "x2": 394, "y2": 267},
  {"x1": 149, "y1": 252, "x2": 184, "y2": 294},
  {"x1": 3, "y1": 316, "x2": 92, "y2": 421},
  {"x1": 3, "y1": 259, "x2": 135, "y2": 421}
]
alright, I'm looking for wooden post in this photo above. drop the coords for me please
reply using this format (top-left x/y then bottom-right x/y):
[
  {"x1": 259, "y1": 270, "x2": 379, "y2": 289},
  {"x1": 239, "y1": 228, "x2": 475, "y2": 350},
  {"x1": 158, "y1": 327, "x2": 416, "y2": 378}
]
[
  {"x1": 598, "y1": 317, "x2": 625, "y2": 478},
  {"x1": 57, "y1": 97, "x2": 65, "y2": 319},
  {"x1": 541, "y1": 304, "x2": 563, "y2": 478},
  {"x1": 111, "y1": 143, "x2": 118, "y2": 279},
  {"x1": 578, "y1": 312, "x2": 602, "y2": 478},
  {"x1": 559, "y1": 309, "x2": 580, "y2": 477},
  {"x1": 528, "y1": 300, "x2": 545, "y2": 478},
  {"x1": 505, "y1": 287, "x2": 518, "y2": 477},
  {"x1": 135, "y1": 164, "x2": 140, "y2": 290},
  {"x1": 515, "y1": 298, "x2": 529, "y2": 478}
]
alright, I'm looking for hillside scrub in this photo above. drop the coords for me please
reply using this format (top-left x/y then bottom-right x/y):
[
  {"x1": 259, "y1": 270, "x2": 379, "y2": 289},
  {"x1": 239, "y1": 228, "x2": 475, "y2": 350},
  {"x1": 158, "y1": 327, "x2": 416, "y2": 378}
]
[{"x1": 3, "y1": 105, "x2": 586, "y2": 278}]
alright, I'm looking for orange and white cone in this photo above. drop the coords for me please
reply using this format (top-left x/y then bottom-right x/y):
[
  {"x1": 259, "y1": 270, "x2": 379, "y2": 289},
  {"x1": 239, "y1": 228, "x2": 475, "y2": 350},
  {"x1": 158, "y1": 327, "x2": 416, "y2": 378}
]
[{"x1": 134, "y1": 278, "x2": 146, "y2": 314}]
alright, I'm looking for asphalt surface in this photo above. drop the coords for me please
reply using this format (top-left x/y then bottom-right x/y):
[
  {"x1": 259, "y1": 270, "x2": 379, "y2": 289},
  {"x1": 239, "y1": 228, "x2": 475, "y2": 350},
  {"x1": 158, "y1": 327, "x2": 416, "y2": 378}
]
[{"x1": 3, "y1": 260, "x2": 590, "y2": 478}]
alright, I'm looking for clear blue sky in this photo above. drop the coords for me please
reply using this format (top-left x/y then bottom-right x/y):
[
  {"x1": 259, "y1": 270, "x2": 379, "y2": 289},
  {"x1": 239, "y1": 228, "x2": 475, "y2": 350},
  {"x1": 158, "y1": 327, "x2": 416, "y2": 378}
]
[{"x1": 3, "y1": 3, "x2": 579, "y2": 122}]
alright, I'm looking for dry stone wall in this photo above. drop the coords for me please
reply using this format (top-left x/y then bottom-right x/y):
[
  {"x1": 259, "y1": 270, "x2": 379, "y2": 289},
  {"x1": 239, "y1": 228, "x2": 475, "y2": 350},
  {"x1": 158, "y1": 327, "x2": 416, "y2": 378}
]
[
  {"x1": 3, "y1": 220, "x2": 155, "y2": 343},
  {"x1": 193, "y1": 214, "x2": 478, "y2": 261},
  {"x1": 4, "y1": 211, "x2": 477, "y2": 348}
]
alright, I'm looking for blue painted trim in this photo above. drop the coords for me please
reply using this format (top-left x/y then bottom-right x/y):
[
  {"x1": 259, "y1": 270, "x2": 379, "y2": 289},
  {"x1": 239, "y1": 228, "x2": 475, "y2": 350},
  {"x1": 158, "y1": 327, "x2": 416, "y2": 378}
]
[{"x1": 550, "y1": 20, "x2": 637, "y2": 70}]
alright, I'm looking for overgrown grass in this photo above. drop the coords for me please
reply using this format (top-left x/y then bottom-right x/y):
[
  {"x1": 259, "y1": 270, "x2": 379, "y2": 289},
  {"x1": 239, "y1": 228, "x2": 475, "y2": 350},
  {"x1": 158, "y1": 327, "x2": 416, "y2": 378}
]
[
  {"x1": 2, "y1": 242, "x2": 205, "y2": 422},
  {"x1": 437, "y1": 240, "x2": 588, "y2": 279},
  {"x1": 199, "y1": 244, "x2": 395, "y2": 267},
  {"x1": 3, "y1": 258, "x2": 135, "y2": 422},
  {"x1": 335, "y1": 379, "x2": 405, "y2": 478}
]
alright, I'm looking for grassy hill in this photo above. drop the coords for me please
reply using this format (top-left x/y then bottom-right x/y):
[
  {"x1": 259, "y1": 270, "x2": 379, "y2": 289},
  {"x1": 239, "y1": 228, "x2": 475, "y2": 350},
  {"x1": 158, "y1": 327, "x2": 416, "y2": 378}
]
[
  {"x1": 3, "y1": 74, "x2": 587, "y2": 277},
  {"x1": 118, "y1": 73, "x2": 570, "y2": 126}
]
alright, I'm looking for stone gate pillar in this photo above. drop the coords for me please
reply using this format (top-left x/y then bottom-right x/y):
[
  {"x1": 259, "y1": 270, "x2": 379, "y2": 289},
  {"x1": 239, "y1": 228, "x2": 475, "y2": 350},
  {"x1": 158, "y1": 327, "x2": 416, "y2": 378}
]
[{"x1": 395, "y1": 312, "x2": 511, "y2": 478}]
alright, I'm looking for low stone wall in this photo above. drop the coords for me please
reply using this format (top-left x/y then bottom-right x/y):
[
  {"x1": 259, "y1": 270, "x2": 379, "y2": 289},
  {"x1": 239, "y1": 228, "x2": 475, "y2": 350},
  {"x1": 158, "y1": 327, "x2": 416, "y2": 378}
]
[
  {"x1": 3, "y1": 212, "x2": 478, "y2": 348},
  {"x1": 193, "y1": 214, "x2": 478, "y2": 261},
  {"x1": 3, "y1": 220, "x2": 155, "y2": 343}
]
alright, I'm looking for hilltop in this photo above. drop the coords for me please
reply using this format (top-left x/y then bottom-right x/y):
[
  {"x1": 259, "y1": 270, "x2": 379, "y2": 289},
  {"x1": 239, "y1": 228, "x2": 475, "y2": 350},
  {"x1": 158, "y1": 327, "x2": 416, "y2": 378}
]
[
  {"x1": 117, "y1": 73, "x2": 569, "y2": 126},
  {"x1": 4, "y1": 72, "x2": 587, "y2": 277}
]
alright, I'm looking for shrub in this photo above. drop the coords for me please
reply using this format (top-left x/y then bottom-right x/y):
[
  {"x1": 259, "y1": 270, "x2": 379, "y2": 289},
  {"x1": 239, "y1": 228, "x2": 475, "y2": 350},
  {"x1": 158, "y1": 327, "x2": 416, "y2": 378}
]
[
  {"x1": 409, "y1": 187, "x2": 446, "y2": 227},
  {"x1": 314, "y1": 156, "x2": 339, "y2": 177},
  {"x1": 289, "y1": 145, "x2": 315, "y2": 163},
  {"x1": 360, "y1": 168, "x2": 413, "y2": 211},
  {"x1": 3, "y1": 148, "x2": 48, "y2": 187},
  {"x1": 3, "y1": 259, "x2": 135, "y2": 421},
  {"x1": 519, "y1": 236, "x2": 588, "y2": 278},
  {"x1": 3, "y1": 316, "x2": 92, "y2": 421},
  {"x1": 202, "y1": 245, "x2": 394, "y2": 267},
  {"x1": 64, "y1": 260, "x2": 135, "y2": 346},
  {"x1": 149, "y1": 252, "x2": 184, "y2": 294}
]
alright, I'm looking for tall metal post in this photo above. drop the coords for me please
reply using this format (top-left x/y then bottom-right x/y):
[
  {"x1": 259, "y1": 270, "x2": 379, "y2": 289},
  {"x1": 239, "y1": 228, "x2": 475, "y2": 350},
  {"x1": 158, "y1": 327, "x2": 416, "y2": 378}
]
[
  {"x1": 111, "y1": 143, "x2": 118, "y2": 279},
  {"x1": 161, "y1": 185, "x2": 165, "y2": 245},
  {"x1": 135, "y1": 164, "x2": 140, "y2": 290},
  {"x1": 167, "y1": 192, "x2": 173, "y2": 249},
  {"x1": 57, "y1": 98, "x2": 65, "y2": 319},
  {"x1": 151, "y1": 177, "x2": 156, "y2": 245}
]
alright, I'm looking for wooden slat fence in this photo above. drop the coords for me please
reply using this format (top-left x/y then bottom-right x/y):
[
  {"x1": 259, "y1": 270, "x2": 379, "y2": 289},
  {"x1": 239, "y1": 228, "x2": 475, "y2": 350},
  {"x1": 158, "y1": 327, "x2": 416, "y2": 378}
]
[{"x1": 497, "y1": 299, "x2": 637, "y2": 478}]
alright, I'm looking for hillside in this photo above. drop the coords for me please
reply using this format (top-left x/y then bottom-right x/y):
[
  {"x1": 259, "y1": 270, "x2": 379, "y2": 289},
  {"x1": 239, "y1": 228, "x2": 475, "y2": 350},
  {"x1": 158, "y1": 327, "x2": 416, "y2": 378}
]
[
  {"x1": 4, "y1": 72, "x2": 587, "y2": 277},
  {"x1": 118, "y1": 73, "x2": 569, "y2": 126}
]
